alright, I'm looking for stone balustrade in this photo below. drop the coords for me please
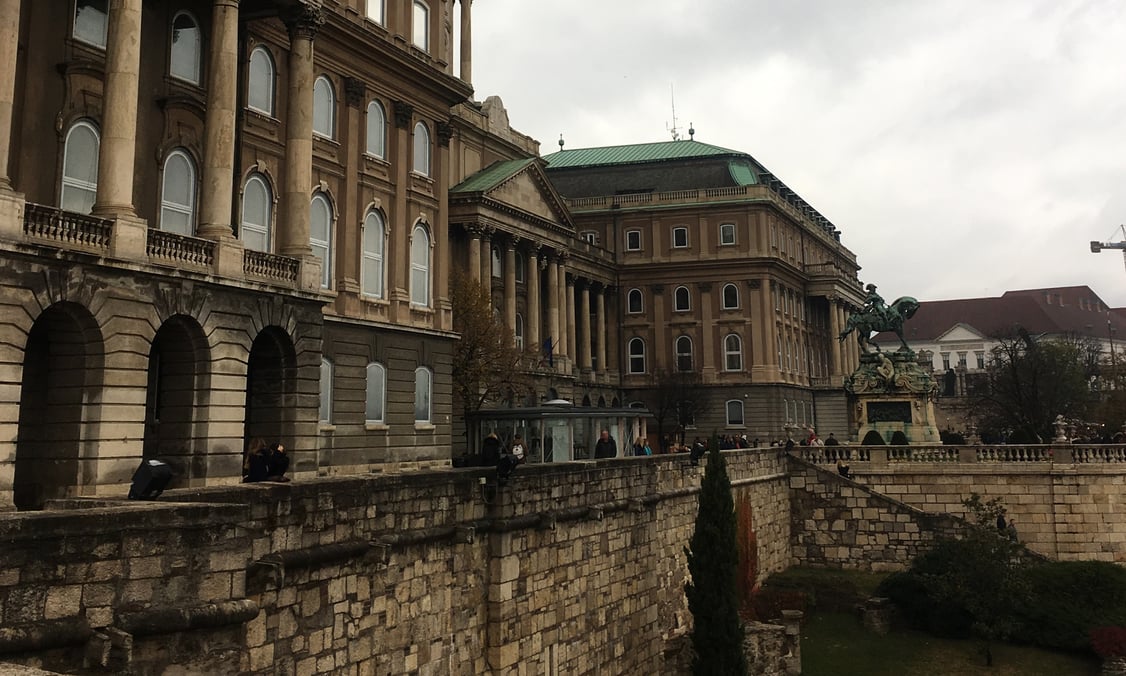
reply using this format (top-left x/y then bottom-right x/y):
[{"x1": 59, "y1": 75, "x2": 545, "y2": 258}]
[
  {"x1": 23, "y1": 203, "x2": 112, "y2": 251},
  {"x1": 244, "y1": 249, "x2": 300, "y2": 284},
  {"x1": 796, "y1": 444, "x2": 1126, "y2": 467},
  {"x1": 146, "y1": 229, "x2": 215, "y2": 269}
]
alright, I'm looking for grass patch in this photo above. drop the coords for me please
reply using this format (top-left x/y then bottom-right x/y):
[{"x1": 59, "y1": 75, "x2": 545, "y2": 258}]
[{"x1": 801, "y1": 611, "x2": 1100, "y2": 676}]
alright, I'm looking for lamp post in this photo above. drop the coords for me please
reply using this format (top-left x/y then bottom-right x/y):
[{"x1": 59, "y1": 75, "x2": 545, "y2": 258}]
[{"x1": 1109, "y1": 320, "x2": 1118, "y2": 390}]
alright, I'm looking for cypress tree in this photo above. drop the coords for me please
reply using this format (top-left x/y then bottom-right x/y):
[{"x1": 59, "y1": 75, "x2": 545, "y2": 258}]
[{"x1": 684, "y1": 436, "x2": 747, "y2": 675}]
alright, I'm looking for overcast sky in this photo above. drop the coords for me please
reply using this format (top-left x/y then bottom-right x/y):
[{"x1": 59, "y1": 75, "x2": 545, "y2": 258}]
[{"x1": 470, "y1": 0, "x2": 1126, "y2": 308}]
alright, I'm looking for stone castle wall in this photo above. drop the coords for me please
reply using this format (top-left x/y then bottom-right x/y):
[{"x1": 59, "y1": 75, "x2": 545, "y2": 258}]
[{"x1": 0, "y1": 450, "x2": 792, "y2": 675}]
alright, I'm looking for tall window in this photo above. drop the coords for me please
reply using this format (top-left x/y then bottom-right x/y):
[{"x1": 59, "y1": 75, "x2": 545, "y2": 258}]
[
  {"x1": 366, "y1": 100, "x2": 386, "y2": 158},
  {"x1": 319, "y1": 357, "x2": 334, "y2": 423},
  {"x1": 365, "y1": 362, "x2": 385, "y2": 423},
  {"x1": 725, "y1": 334, "x2": 743, "y2": 371},
  {"x1": 169, "y1": 12, "x2": 201, "y2": 84},
  {"x1": 722, "y1": 283, "x2": 739, "y2": 310},
  {"x1": 412, "y1": 0, "x2": 430, "y2": 52},
  {"x1": 515, "y1": 253, "x2": 525, "y2": 283},
  {"x1": 312, "y1": 75, "x2": 336, "y2": 139},
  {"x1": 674, "y1": 286, "x2": 691, "y2": 312},
  {"x1": 414, "y1": 366, "x2": 432, "y2": 423},
  {"x1": 365, "y1": 0, "x2": 385, "y2": 24},
  {"x1": 413, "y1": 121, "x2": 431, "y2": 176},
  {"x1": 941, "y1": 353, "x2": 951, "y2": 371},
  {"x1": 160, "y1": 149, "x2": 197, "y2": 235},
  {"x1": 626, "y1": 230, "x2": 641, "y2": 251},
  {"x1": 248, "y1": 47, "x2": 276, "y2": 115},
  {"x1": 672, "y1": 226, "x2": 689, "y2": 248},
  {"x1": 719, "y1": 223, "x2": 736, "y2": 246},
  {"x1": 362, "y1": 210, "x2": 385, "y2": 298},
  {"x1": 726, "y1": 400, "x2": 745, "y2": 427},
  {"x1": 74, "y1": 0, "x2": 108, "y2": 48},
  {"x1": 410, "y1": 224, "x2": 431, "y2": 306},
  {"x1": 310, "y1": 193, "x2": 333, "y2": 288},
  {"x1": 627, "y1": 288, "x2": 643, "y2": 314},
  {"x1": 240, "y1": 173, "x2": 272, "y2": 252},
  {"x1": 627, "y1": 338, "x2": 646, "y2": 374},
  {"x1": 60, "y1": 120, "x2": 100, "y2": 214},
  {"x1": 675, "y1": 336, "x2": 693, "y2": 372},
  {"x1": 491, "y1": 246, "x2": 502, "y2": 278},
  {"x1": 976, "y1": 352, "x2": 985, "y2": 370},
  {"x1": 515, "y1": 314, "x2": 524, "y2": 350}
]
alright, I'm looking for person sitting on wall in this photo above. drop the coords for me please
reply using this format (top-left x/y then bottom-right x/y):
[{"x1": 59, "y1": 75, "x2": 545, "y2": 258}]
[
  {"x1": 244, "y1": 438, "x2": 291, "y2": 483},
  {"x1": 265, "y1": 442, "x2": 290, "y2": 481},
  {"x1": 509, "y1": 434, "x2": 526, "y2": 464},
  {"x1": 836, "y1": 452, "x2": 851, "y2": 479},
  {"x1": 594, "y1": 430, "x2": 617, "y2": 458}
]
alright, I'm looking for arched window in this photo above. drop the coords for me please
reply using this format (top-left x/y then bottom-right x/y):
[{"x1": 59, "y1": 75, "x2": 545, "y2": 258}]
[
  {"x1": 160, "y1": 149, "x2": 197, "y2": 235},
  {"x1": 319, "y1": 357, "x2": 334, "y2": 423},
  {"x1": 413, "y1": 121, "x2": 431, "y2": 176},
  {"x1": 515, "y1": 313, "x2": 524, "y2": 350},
  {"x1": 310, "y1": 193, "x2": 333, "y2": 289},
  {"x1": 726, "y1": 400, "x2": 745, "y2": 427},
  {"x1": 414, "y1": 366, "x2": 432, "y2": 423},
  {"x1": 366, "y1": 100, "x2": 386, "y2": 158},
  {"x1": 724, "y1": 334, "x2": 743, "y2": 372},
  {"x1": 60, "y1": 120, "x2": 100, "y2": 214},
  {"x1": 627, "y1": 338, "x2": 646, "y2": 374},
  {"x1": 73, "y1": 0, "x2": 108, "y2": 48},
  {"x1": 240, "y1": 173, "x2": 272, "y2": 252},
  {"x1": 722, "y1": 283, "x2": 739, "y2": 310},
  {"x1": 362, "y1": 210, "x2": 385, "y2": 298},
  {"x1": 313, "y1": 75, "x2": 336, "y2": 139},
  {"x1": 627, "y1": 288, "x2": 643, "y2": 314},
  {"x1": 675, "y1": 336, "x2": 693, "y2": 372},
  {"x1": 365, "y1": 362, "x2": 386, "y2": 423},
  {"x1": 674, "y1": 286, "x2": 691, "y2": 312},
  {"x1": 515, "y1": 253, "x2": 525, "y2": 283},
  {"x1": 169, "y1": 11, "x2": 201, "y2": 84},
  {"x1": 366, "y1": 0, "x2": 385, "y2": 24},
  {"x1": 412, "y1": 0, "x2": 430, "y2": 52},
  {"x1": 410, "y1": 223, "x2": 431, "y2": 306},
  {"x1": 248, "y1": 46, "x2": 275, "y2": 115}
]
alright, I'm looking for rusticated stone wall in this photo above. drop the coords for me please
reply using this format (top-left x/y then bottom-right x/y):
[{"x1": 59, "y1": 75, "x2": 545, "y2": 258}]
[{"x1": 0, "y1": 449, "x2": 791, "y2": 675}]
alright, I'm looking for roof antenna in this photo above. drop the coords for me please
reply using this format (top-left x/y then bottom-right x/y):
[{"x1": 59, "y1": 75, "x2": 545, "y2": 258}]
[
  {"x1": 666, "y1": 84, "x2": 680, "y2": 141},
  {"x1": 688, "y1": 122, "x2": 695, "y2": 140},
  {"x1": 558, "y1": 133, "x2": 565, "y2": 151}
]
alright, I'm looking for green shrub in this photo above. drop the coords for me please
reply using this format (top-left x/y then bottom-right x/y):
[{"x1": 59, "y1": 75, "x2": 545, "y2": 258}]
[
  {"x1": 761, "y1": 567, "x2": 872, "y2": 613},
  {"x1": 1017, "y1": 561, "x2": 1126, "y2": 652},
  {"x1": 876, "y1": 571, "x2": 974, "y2": 638}
]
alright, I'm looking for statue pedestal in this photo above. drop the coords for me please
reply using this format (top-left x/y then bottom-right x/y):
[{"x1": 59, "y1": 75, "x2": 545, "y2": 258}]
[{"x1": 846, "y1": 350, "x2": 940, "y2": 445}]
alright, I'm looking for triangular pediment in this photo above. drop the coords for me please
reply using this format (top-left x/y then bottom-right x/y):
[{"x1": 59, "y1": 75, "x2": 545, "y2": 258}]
[
  {"x1": 935, "y1": 323, "x2": 986, "y2": 342},
  {"x1": 453, "y1": 158, "x2": 574, "y2": 229},
  {"x1": 488, "y1": 169, "x2": 563, "y2": 224}
]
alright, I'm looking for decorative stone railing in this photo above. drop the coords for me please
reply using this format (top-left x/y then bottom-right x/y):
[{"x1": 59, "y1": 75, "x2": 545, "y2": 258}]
[
  {"x1": 244, "y1": 249, "x2": 300, "y2": 284},
  {"x1": 147, "y1": 229, "x2": 215, "y2": 269},
  {"x1": 23, "y1": 203, "x2": 112, "y2": 252},
  {"x1": 796, "y1": 444, "x2": 1126, "y2": 466}
]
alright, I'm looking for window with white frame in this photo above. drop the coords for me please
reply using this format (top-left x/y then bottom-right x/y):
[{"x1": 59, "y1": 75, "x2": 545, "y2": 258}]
[
  {"x1": 674, "y1": 286, "x2": 690, "y2": 312},
  {"x1": 248, "y1": 46, "x2": 275, "y2": 115},
  {"x1": 74, "y1": 0, "x2": 108, "y2": 48},
  {"x1": 310, "y1": 193, "x2": 333, "y2": 288},
  {"x1": 625, "y1": 230, "x2": 641, "y2": 251},
  {"x1": 365, "y1": 362, "x2": 385, "y2": 423},
  {"x1": 240, "y1": 173, "x2": 272, "y2": 252},
  {"x1": 319, "y1": 357, "x2": 334, "y2": 423},
  {"x1": 414, "y1": 366, "x2": 432, "y2": 423},
  {"x1": 366, "y1": 100, "x2": 386, "y2": 158},
  {"x1": 160, "y1": 149, "x2": 197, "y2": 235},
  {"x1": 515, "y1": 253, "x2": 525, "y2": 283},
  {"x1": 672, "y1": 226, "x2": 689, "y2": 248},
  {"x1": 412, "y1": 121, "x2": 430, "y2": 176},
  {"x1": 958, "y1": 352, "x2": 967, "y2": 368},
  {"x1": 726, "y1": 400, "x2": 745, "y2": 427},
  {"x1": 491, "y1": 246, "x2": 502, "y2": 278},
  {"x1": 976, "y1": 352, "x2": 985, "y2": 369},
  {"x1": 410, "y1": 223, "x2": 431, "y2": 306},
  {"x1": 722, "y1": 283, "x2": 739, "y2": 310},
  {"x1": 60, "y1": 120, "x2": 100, "y2": 214},
  {"x1": 515, "y1": 314, "x2": 524, "y2": 350},
  {"x1": 627, "y1": 288, "x2": 643, "y2": 314},
  {"x1": 365, "y1": 0, "x2": 385, "y2": 24},
  {"x1": 724, "y1": 334, "x2": 743, "y2": 371},
  {"x1": 412, "y1": 1, "x2": 430, "y2": 52},
  {"x1": 719, "y1": 223, "x2": 735, "y2": 246},
  {"x1": 580, "y1": 231, "x2": 599, "y2": 245},
  {"x1": 627, "y1": 338, "x2": 646, "y2": 374},
  {"x1": 941, "y1": 353, "x2": 950, "y2": 370},
  {"x1": 312, "y1": 75, "x2": 335, "y2": 139},
  {"x1": 362, "y1": 210, "x2": 385, "y2": 298},
  {"x1": 169, "y1": 12, "x2": 201, "y2": 84},
  {"x1": 675, "y1": 336, "x2": 693, "y2": 372}
]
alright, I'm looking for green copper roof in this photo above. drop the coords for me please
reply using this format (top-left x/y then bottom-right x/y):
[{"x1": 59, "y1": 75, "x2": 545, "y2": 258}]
[
  {"x1": 542, "y1": 140, "x2": 745, "y2": 169},
  {"x1": 451, "y1": 157, "x2": 537, "y2": 193}
]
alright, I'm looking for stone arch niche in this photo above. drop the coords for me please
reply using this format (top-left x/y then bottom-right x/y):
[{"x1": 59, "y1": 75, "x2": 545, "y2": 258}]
[
  {"x1": 243, "y1": 326, "x2": 298, "y2": 458},
  {"x1": 15, "y1": 302, "x2": 105, "y2": 510},
  {"x1": 143, "y1": 314, "x2": 210, "y2": 488}
]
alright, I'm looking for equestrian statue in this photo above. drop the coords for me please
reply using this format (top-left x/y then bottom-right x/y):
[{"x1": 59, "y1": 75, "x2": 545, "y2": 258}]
[{"x1": 838, "y1": 284, "x2": 920, "y2": 353}]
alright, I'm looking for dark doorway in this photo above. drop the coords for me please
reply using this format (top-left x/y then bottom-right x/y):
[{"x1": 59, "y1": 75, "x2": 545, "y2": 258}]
[
  {"x1": 144, "y1": 315, "x2": 209, "y2": 487},
  {"x1": 244, "y1": 327, "x2": 297, "y2": 460}
]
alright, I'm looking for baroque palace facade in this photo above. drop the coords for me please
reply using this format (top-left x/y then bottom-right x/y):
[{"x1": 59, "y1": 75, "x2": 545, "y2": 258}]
[{"x1": 0, "y1": 0, "x2": 865, "y2": 511}]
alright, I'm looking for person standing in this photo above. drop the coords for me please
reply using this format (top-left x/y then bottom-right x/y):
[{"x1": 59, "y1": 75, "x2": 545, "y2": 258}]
[
  {"x1": 482, "y1": 432, "x2": 503, "y2": 467},
  {"x1": 595, "y1": 430, "x2": 617, "y2": 458}
]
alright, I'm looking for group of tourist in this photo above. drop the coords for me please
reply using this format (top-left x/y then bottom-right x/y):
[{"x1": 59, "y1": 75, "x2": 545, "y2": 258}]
[{"x1": 242, "y1": 438, "x2": 291, "y2": 483}]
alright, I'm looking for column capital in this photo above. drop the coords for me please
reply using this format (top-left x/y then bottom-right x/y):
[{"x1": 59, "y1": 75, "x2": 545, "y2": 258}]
[
  {"x1": 696, "y1": 282, "x2": 712, "y2": 292},
  {"x1": 284, "y1": 3, "x2": 325, "y2": 41},
  {"x1": 392, "y1": 100, "x2": 414, "y2": 129},
  {"x1": 565, "y1": 275, "x2": 575, "y2": 288},
  {"x1": 215, "y1": 0, "x2": 240, "y2": 8},
  {"x1": 437, "y1": 120, "x2": 454, "y2": 147},
  {"x1": 344, "y1": 77, "x2": 365, "y2": 107},
  {"x1": 464, "y1": 223, "x2": 483, "y2": 237},
  {"x1": 747, "y1": 279, "x2": 762, "y2": 289},
  {"x1": 505, "y1": 236, "x2": 520, "y2": 251}
]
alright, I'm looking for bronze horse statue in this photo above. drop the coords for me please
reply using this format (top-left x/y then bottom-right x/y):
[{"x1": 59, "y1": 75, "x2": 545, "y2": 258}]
[{"x1": 838, "y1": 297, "x2": 920, "y2": 353}]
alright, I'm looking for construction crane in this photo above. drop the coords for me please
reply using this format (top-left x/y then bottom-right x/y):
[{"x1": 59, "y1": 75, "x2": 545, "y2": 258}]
[{"x1": 1090, "y1": 225, "x2": 1126, "y2": 271}]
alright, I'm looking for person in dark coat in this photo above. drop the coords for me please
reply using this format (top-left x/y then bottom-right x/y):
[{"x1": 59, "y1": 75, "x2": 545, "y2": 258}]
[
  {"x1": 594, "y1": 430, "x2": 617, "y2": 458},
  {"x1": 482, "y1": 432, "x2": 503, "y2": 467}
]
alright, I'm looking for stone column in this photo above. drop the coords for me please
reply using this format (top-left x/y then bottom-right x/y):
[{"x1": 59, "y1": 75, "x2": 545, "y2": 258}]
[
  {"x1": 527, "y1": 247, "x2": 541, "y2": 353},
  {"x1": 564, "y1": 271, "x2": 575, "y2": 370},
  {"x1": 467, "y1": 225, "x2": 482, "y2": 282},
  {"x1": 278, "y1": 5, "x2": 324, "y2": 257},
  {"x1": 389, "y1": 100, "x2": 412, "y2": 311},
  {"x1": 504, "y1": 239, "x2": 517, "y2": 333},
  {"x1": 92, "y1": 0, "x2": 143, "y2": 218},
  {"x1": 459, "y1": 0, "x2": 472, "y2": 85},
  {"x1": 828, "y1": 300, "x2": 843, "y2": 377},
  {"x1": 699, "y1": 282, "x2": 715, "y2": 379},
  {"x1": 435, "y1": 121, "x2": 453, "y2": 329},
  {"x1": 0, "y1": 0, "x2": 21, "y2": 189},
  {"x1": 547, "y1": 254, "x2": 560, "y2": 362},
  {"x1": 480, "y1": 227, "x2": 493, "y2": 285},
  {"x1": 595, "y1": 285, "x2": 606, "y2": 374},
  {"x1": 579, "y1": 280, "x2": 592, "y2": 372},
  {"x1": 197, "y1": 0, "x2": 240, "y2": 238}
]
